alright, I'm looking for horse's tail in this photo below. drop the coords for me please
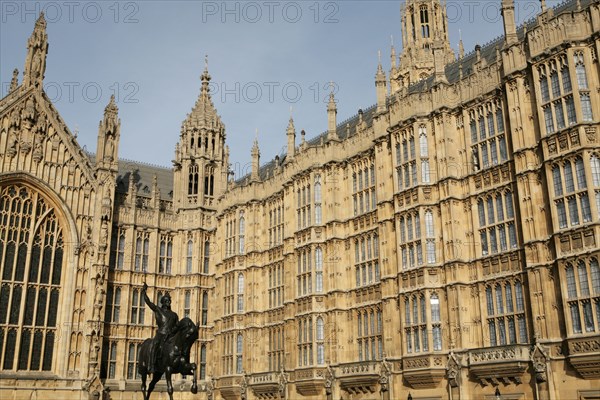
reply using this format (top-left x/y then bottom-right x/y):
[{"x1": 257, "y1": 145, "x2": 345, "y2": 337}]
[{"x1": 138, "y1": 338, "x2": 152, "y2": 376}]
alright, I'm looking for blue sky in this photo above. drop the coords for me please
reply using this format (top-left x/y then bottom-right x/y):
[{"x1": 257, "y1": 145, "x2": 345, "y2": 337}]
[{"x1": 1, "y1": 0, "x2": 556, "y2": 174}]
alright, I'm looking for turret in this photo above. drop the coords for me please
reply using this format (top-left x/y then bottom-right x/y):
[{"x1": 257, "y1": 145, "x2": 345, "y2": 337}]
[
  {"x1": 394, "y1": 0, "x2": 454, "y2": 90},
  {"x1": 174, "y1": 56, "x2": 227, "y2": 209}
]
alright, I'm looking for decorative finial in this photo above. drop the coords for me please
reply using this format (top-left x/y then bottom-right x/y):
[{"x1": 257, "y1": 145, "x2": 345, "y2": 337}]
[
  {"x1": 289, "y1": 105, "x2": 293, "y2": 118},
  {"x1": 378, "y1": 50, "x2": 382, "y2": 63},
  {"x1": 10, "y1": 68, "x2": 19, "y2": 92},
  {"x1": 204, "y1": 54, "x2": 208, "y2": 70},
  {"x1": 391, "y1": 34, "x2": 394, "y2": 46}
]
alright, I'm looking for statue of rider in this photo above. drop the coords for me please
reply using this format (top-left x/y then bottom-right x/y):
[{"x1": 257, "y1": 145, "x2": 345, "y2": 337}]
[{"x1": 142, "y1": 283, "x2": 179, "y2": 374}]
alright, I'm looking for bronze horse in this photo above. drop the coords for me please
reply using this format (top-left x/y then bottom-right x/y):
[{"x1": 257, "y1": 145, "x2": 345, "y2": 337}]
[{"x1": 138, "y1": 317, "x2": 199, "y2": 400}]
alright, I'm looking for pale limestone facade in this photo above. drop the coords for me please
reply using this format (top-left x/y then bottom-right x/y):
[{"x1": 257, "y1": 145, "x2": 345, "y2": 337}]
[{"x1": 1, "y1": 1, "x2": 600, "y2": 399}]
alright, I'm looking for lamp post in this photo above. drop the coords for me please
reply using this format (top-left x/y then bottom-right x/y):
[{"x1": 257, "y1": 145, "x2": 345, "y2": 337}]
[
  {"x1": 407, "y1": 393, "x2": 413, "y2": 400},
  {"x1": 495, "y1": 387, "x2": 501, "y2": 400}
]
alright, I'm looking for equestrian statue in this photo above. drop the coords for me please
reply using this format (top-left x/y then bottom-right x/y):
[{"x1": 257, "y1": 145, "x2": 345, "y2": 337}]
[{"x1": 137, "y1": 282, "x2": 199, "y2": 400}]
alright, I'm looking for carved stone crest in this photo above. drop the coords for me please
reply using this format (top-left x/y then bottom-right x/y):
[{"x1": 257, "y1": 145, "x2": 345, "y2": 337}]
[{"x1": 447, "y1": 351, "x2": 461, "y2": 388}]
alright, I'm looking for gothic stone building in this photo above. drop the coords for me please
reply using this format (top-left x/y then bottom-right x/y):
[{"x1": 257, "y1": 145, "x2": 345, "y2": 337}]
[{"x1": 1, "y1": 0, "x2": 600, "y2": 399}]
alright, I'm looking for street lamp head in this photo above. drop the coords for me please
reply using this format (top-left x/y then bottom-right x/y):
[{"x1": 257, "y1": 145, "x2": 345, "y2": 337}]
[
  {"x1": 495, "y1": 387, "x2": 501, "y2": 400},
  {"x1": 408, "y1": 393, "x2": 413, "y2": 400}
]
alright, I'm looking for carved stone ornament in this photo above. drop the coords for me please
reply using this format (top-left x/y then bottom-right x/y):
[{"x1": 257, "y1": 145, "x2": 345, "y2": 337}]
[
  {"x1": 447, "y1": 351, "x2": 461, "y2": 388},
  {"x1": 378, "y1": 356, "x2": 392, "y2": 392},
  {"x1": 278, "y1": 367, "x2": 288, "y2": 397},
  {"x1": 531, "y1": 342, "x2": 548, "y2": 383},
  {"x1": 324, "y1": 365, "x2": 335, "y2": 395}
]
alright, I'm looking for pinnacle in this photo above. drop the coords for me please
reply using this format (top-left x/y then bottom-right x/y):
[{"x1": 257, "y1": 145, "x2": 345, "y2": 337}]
[
  {"x1": 36, "y1": 12, "x2": 46, "y2": 26},
  {"x1": 104, "y1": 94, "x2": 118, "y2": 114},
  {"x1": 183, "y1": 57, "x2": 223, "y2": 131}
]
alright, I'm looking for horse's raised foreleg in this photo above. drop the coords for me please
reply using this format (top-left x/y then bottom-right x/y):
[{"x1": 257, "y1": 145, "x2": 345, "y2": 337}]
[
  {"x1": 190, "y1": 363, "x2": 198, "y2": 394},
  {"x1": 165, "y1": 368, "x2": 174, "y2": 400},
  {"x1": 146, "y1": 372, "x2": 162, "y2": 400}
]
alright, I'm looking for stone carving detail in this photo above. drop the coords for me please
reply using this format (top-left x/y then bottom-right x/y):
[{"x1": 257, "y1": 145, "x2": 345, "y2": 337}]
[
  {"x1": 324, "y1": 365, "x2": 335, "y2": 395},
  {"x1": 586, "y1": 127, "x2": 597, "y2": 143},
  {"x1": 405, "y1": 357, "x2": 430, "y2": 369},
  {"x1": 380, "y1": 355, "x2": 392, "y2": 392},
  {"x1": 470, "y1": 347, "x2": 517, "y2": 363},
  {"x1": 568, "y1": 338, "x2": 600, "y2": 353},
  {"x1": 447, "y1": 352, "x2": 461, "y2": 388},
  {"x1": 531, "y1": 342, "x2": 548, "y2": 383},
  {"x1": 241, "y1": 373, "x2": 249, "y2": 400},
  {"x1": 278, "y1": 367, "x2": 288, "y2": 398},
  {"x1": 206, "y1": 377, "x2": 215, "y2": 400}
]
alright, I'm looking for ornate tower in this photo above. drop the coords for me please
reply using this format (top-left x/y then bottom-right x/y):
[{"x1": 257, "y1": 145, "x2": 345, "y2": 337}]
[
  {"x1": 392, "y1": 0, "x2": 454, "y2": 90},
  {"x1": 173, "y1": 59, "x2": 227, "y2": 209}
]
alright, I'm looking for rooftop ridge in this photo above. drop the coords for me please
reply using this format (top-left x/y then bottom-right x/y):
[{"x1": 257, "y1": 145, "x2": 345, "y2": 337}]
[
  {"x1": 118, "y1": 156, "x2": 172, "y2": 171},
  {"x1": 84, "y1": 150, "x2": 172, "y2": 171}
]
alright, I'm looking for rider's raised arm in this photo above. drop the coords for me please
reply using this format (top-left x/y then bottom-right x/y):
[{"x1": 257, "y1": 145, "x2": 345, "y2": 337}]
[{"x1": 142, "y1": 284, "x2": 158, "y2": 311}]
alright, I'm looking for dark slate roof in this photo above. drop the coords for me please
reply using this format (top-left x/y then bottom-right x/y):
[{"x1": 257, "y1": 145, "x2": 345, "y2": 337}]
[
  {"x1": 86, "y1": 152, "x2": 174, "y2": 200},
  {"x1": 115, "y1": 159, "x2": 174, "y2": 200}
]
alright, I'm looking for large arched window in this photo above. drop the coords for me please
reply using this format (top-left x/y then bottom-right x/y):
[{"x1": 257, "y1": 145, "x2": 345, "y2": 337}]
[{"x1": 0, "y1": 184, "x2": 65, "y2": 371}]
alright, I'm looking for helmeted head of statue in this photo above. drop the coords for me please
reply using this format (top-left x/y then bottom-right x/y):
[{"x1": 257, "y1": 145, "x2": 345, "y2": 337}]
[{"x1": 160, "y1": 292, "x2": 172, "y2": 309}]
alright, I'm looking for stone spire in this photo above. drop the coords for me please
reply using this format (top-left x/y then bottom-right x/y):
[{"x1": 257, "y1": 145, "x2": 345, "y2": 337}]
[
  {"x1": 23, "y1": 13, "x2": 48, "y2": 87},
  {"x1": 183, "y1": 55, "x2": 224, "y2": 134},
  {"x1": 9, "y1": 68, "x2": 19, "y2": 92},
  {"x1": 327, "y1": 84, "x2": 338, "y2": 142},
  {"x1": 251, "y1": 132, "x2": 261, "y2": 182},
  {"x1": 287, "y1": 112, "x2": 296, "y2": 159},
  {"x1": 390, "y1": 36, "x2": 399, "y2": 93},
  {"x1": 151, "y1": 174, "x2": 160, "y2": 208},
  {"x1": 433, "y1": 33, "x2": 449, "y2": 84},
  {"x1": 376, "y1": 51, "x2": 387, "y2": 113},
  {"x1": 127, "y1": 168, "x2": 137, "y2": 203},
  {"x1": 95, "y1": 95, "x2": 120, "y2": 169},
  {"x1": 390, "y1": 35, "x2": 397, "y2": 70},
  {"x1": 458, "y1": 30, "x2": 465, "y2": 59},
  {"x1": 501, "y1": 0, "x2": 518, "y2": 46}
]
